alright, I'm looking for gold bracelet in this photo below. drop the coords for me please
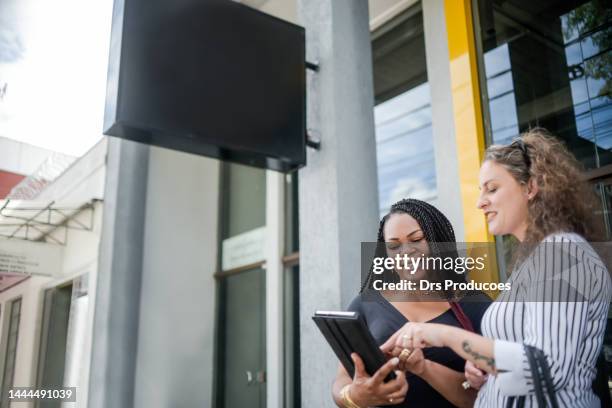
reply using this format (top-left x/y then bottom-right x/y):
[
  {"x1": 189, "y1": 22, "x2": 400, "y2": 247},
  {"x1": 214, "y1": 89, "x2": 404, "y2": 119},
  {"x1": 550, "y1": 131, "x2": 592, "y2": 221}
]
[
  {"x1": 340, "y1": 385, "x2": 352, "y2": 408},
  {"x1": 340, "y1": 384, "x2": 363, "y2": 408}
]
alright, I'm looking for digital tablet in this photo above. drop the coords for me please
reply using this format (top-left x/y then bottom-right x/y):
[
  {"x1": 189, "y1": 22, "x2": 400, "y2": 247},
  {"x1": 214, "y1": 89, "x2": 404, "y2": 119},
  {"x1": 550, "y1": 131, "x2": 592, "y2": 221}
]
[{"x1": 312, "y1": 310, "x2": 396, "y2": 382}]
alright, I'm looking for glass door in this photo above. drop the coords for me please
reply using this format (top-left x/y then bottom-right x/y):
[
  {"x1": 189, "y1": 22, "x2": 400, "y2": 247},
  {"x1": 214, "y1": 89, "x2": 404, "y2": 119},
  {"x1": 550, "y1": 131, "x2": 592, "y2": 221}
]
[
  {"x1": 219, "y1": 267, "x2": 266, "y2": 408},
  {"x1": 215, "y1": 162, "x2": 266, "y2": 408}
]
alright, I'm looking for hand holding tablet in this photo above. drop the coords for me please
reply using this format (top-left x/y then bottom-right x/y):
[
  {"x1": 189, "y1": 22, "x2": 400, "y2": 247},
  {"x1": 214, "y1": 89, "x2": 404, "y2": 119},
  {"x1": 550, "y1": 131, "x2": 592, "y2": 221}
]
[
  {"x1": 312, "y1": 310, "x2": 396, "y2": 381},
  {"x1": 313, "y1": 311, "x2": 409, "y2": 406}
]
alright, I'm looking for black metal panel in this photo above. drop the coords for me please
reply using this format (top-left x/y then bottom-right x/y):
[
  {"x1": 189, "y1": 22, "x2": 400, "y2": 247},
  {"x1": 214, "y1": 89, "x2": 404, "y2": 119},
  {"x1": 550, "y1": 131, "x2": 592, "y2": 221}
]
[{"x1": 104, "y1": 0, "x2": 306, "y2": 172}]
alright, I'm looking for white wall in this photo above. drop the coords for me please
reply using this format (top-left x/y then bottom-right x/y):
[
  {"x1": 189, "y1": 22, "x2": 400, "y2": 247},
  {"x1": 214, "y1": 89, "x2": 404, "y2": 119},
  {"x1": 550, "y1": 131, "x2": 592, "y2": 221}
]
[
  {"x1": 0, "y1": 139, "x2": 106, "y2": 406},
  {"x1": 35, "y1": 139, "x2": 106, "y2": 203},
  {"x1": 0, "y1": 137, "x2": 60, "y2": 176},
  {"x1": 0, "y1": 203, "x2": 103, "y2": 407},
  {"x1": 0, "y1": 275, "x2": 48, "y2": 405}
]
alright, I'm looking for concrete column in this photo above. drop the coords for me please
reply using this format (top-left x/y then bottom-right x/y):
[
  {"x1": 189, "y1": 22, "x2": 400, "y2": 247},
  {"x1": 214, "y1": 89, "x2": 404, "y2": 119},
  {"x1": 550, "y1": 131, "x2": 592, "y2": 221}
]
[
  {"x1": 296, "y1": 1, "x2": 379, "y2": 406},
  {"x1": 423, "y1": 0, "x2": 466, "y2": 241},
  {"x1": 89, "y1": 139, "x2": 220, "y2": 408},
  {"x1": 88, "y1": 137, "x2": 149, "y2": 408},
  {"x1": 133, "y1": 147, "x2": 219, "y2": 408}
]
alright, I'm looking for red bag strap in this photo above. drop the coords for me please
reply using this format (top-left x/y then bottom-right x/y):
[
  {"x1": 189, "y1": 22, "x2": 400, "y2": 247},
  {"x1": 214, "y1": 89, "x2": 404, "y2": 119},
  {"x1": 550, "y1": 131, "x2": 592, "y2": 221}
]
[{"x1": 449, "y1": 301, "x2": 475, "y2": 332}]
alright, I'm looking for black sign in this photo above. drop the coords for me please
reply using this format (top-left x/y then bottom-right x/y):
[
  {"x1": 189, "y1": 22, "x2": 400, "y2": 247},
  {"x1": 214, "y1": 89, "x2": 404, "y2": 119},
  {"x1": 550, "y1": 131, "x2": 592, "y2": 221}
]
[{"x1": 104, "y1": 0, "x2": 306, "y2": 172}]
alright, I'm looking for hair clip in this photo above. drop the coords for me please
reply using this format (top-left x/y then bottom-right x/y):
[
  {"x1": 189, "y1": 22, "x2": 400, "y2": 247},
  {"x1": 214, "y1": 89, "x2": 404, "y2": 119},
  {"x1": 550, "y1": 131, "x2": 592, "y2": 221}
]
[{"x1": 510, "y1": 138, "x2": 531, "y2": 168}]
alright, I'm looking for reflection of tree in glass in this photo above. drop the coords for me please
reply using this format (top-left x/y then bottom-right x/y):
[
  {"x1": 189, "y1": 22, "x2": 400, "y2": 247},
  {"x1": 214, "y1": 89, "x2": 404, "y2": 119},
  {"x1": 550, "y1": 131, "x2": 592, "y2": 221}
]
[{"x1": 564, "y1": 0, "x2": 612, "y2": 99}]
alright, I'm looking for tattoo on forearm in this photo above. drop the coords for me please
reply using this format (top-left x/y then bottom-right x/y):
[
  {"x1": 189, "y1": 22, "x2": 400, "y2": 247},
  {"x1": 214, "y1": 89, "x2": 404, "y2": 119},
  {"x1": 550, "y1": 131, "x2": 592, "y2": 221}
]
[{"x1": 462, "y1": 340, "x2": 495, "y2": 369}]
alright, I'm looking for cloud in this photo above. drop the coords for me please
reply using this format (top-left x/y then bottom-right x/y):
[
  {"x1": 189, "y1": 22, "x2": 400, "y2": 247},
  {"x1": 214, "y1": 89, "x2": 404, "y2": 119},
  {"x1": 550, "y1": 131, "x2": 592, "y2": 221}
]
[{"x1": 0, "y1": 27, "x2": 24, "y2": 63}]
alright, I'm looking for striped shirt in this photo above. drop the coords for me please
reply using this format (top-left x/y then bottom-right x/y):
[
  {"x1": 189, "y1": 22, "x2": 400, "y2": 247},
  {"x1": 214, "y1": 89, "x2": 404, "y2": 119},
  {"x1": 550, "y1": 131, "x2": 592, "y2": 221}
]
[{"x1": 476, "y1": 232, "x2": 611, "y2": 408}]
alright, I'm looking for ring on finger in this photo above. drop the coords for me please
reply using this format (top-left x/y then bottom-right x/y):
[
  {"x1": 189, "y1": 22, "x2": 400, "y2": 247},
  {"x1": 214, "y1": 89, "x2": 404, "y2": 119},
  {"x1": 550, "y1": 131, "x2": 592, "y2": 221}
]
[
  {"x1": 389, "y1": 397, "x2": 394, "y2": 403},
  {"x1": 399, "y1": 348, "x2": 412, "y2": 361}
]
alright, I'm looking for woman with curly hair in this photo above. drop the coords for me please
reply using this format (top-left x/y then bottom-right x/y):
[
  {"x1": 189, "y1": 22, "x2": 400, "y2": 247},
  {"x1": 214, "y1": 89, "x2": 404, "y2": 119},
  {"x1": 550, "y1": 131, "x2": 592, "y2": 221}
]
[{"x1": 382, "y1": 129, "x2": 611, "y2": 407}]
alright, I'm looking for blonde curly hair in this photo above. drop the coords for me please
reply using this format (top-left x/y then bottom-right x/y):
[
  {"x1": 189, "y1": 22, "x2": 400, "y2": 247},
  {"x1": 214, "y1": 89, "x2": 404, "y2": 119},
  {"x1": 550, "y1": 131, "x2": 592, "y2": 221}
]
[{"x1": 484, "y1": 128, "x2": 603, "y2": 243}]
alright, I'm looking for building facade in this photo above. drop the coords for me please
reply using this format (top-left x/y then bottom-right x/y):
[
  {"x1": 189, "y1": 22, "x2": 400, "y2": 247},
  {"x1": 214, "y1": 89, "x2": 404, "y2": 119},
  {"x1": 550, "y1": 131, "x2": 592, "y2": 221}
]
[{"x1": 0, "y1": 0, "x2": 610, "y2": 407}]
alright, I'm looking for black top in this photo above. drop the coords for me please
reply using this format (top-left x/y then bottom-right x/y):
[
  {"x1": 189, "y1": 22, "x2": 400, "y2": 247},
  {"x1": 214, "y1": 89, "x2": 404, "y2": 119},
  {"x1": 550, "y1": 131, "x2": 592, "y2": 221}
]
[{"x1": 347, "y1": 290, "x2": 491, "y2": 408}]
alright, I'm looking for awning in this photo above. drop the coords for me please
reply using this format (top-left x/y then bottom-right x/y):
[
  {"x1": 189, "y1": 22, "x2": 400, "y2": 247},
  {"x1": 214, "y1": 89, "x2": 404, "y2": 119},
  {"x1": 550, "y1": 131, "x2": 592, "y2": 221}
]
[
  {"x1": 0, "y1": 199, "x2": 98, "y2": 290},
  {"x1": 0, "y1": 199, "x2": 97, "y2": 245}
]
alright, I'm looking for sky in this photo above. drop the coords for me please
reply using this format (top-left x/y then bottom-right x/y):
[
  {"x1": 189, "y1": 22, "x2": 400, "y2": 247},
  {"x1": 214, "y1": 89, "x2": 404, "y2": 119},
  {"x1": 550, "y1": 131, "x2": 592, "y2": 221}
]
[{"x1": 0, "y1": 0, "x2": 113, "y2": 157}]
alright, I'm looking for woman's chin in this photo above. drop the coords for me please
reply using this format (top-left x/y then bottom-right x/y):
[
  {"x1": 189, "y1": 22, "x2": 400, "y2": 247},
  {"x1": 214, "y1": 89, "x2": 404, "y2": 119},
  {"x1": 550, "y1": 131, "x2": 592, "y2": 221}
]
[{"x1": 487, "y1": 221, "x2": 501, "y2": 235}]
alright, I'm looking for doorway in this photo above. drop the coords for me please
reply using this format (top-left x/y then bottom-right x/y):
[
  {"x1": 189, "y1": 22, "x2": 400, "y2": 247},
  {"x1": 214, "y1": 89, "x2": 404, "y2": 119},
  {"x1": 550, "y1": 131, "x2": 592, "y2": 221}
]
[
  {"x1": 35, "y1": 284, "x2": 73, "y2": 408},
  {"x1": 217, "y1": 267, "x2": 266, "y2": 408},
  {"x1": 215, "y1": 162, "x2": 267, "y2": 408}
]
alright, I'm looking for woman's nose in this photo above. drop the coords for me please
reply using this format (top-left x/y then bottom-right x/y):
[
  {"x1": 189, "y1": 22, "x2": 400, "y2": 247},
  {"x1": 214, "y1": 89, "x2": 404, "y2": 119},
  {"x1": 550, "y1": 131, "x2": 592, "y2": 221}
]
[
  {"x1": 476, "y1": 193, "x2": 488, "y2": 210},
  {"x1": 399, "y1": 242, "x2": 418, "y2": 255}
]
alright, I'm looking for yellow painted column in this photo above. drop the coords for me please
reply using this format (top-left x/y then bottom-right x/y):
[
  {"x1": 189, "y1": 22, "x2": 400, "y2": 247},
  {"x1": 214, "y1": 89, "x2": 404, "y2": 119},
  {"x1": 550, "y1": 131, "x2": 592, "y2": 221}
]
[{"x1": 444, "y1": 0, "x2": 499, "y2": 285}]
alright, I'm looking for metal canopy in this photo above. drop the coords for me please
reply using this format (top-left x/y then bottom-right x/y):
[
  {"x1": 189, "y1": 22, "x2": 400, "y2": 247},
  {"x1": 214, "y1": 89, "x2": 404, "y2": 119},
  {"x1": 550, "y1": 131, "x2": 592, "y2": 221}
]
[{"x1": 0, "y1": 199, "x2": 98, "y2": 245}]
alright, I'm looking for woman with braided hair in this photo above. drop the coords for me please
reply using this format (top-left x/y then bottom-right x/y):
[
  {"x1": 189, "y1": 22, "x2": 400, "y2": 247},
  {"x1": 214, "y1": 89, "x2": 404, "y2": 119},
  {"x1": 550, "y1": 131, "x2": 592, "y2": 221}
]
[{"x1": 332, "y1": 198, "x2": 491, "y2": 408}]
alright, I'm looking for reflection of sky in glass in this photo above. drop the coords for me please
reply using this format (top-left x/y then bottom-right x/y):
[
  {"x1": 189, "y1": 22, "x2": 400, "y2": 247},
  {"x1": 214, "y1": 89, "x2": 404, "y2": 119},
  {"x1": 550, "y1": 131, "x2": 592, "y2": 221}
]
[
  {"x1": 486, "y1": 71, "x2": 513, "y2": 99},
  {"x1": 483, "y1": 8, "x2": 612, "y2": 162},
  {"x1": 561, "y1": 14, "x2": 574, "y2": 43},
  {"x1": 374, "y1": 82, "x2": 436, "y2": 216},
  {"x1": 484, "y1": 44, "x2": 511, "y2": 78},
  {"x1": 483, "y1": 44, "x2": 519, "y2": 145},
  {"x1": 565, "y1": 42, "x2": 582, "y2": 66},
  {"x1": 580, "y1": 35, "x2": 600, "y2": 60},
  {"x1": 565, "y1": 22, "x2": 612, "y2": 156}
]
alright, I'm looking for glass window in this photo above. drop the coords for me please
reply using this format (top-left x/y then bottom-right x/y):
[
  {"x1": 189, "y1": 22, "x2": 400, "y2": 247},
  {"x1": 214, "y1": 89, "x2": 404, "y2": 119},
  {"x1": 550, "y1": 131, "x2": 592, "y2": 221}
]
[
  {"x1": 216, "y1": 163, "x2": 267, "y2": 408},
  {"x1": 372, "y1": 4, "x2": 435, "y2": 216},
  {"x1": 283, "y1": 265, "x2": 300, "y2": 408},
  {"x1": 284, "y1": 173, "x2": 299, "y2": 255},
  {"x1": 283, "y1": 172, "x2": 300, "y2": 407},
  {"x1": 475, "y1": 0, "x2": 612, "y2": 169},
  {"x1": 220, "y1": 162, "x2": 266, "y2": 240}
]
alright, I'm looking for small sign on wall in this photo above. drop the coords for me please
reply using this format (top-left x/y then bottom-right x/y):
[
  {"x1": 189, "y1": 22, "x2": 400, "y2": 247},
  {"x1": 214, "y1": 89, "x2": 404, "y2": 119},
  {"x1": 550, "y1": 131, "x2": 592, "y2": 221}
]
[
  {"x1": 0, "y1": 238, "x2": 63, "y2": 276},
  {"x1": 222, "y1": 227, "x2": 266, "y2": 271}
]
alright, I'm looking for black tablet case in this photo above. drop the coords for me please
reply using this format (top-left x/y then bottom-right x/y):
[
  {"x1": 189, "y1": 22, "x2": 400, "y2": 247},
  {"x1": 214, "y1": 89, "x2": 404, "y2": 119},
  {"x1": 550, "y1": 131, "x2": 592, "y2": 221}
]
[{"x1": 312, "y1": 311, "x2": 396, "y2": 382}]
